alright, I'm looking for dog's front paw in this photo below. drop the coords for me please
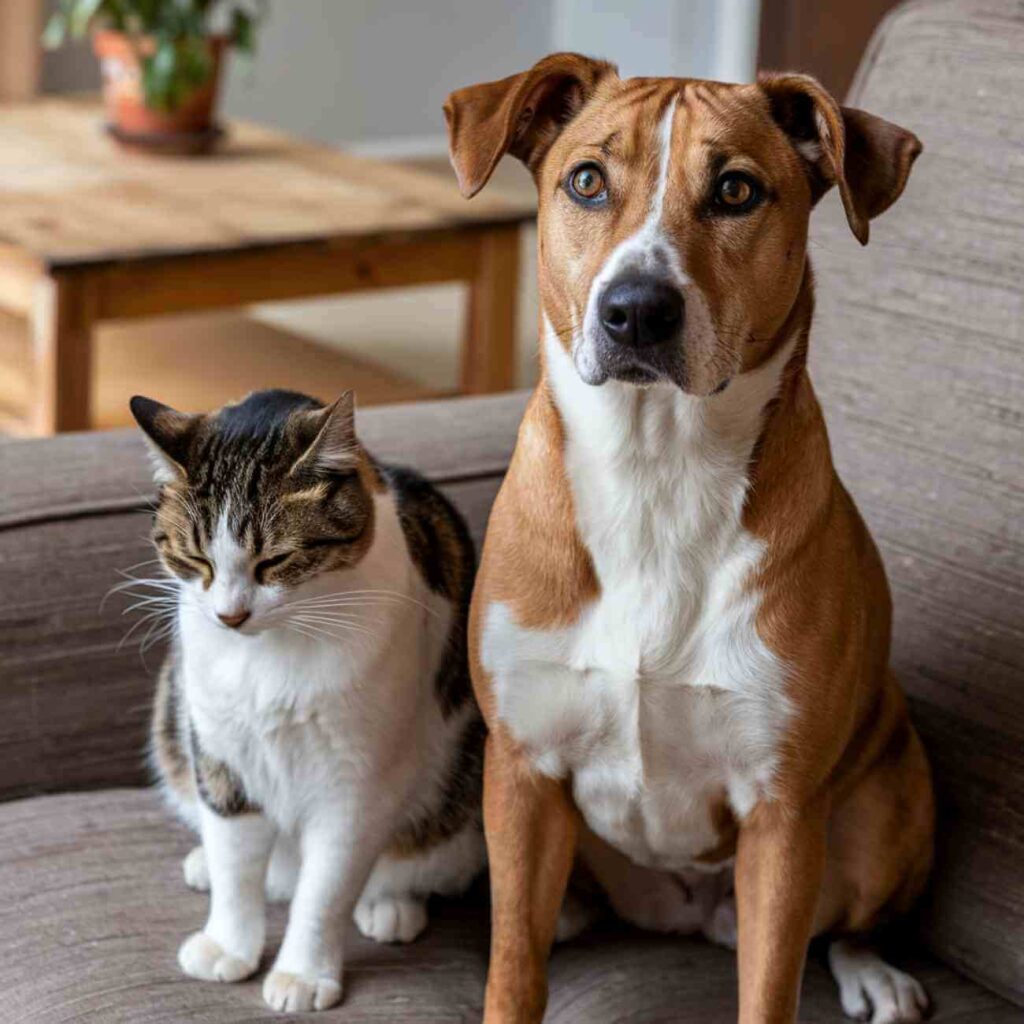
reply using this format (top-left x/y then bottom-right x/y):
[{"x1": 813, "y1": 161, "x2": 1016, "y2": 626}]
[
  {"x1": 354, "y1": 895, "x2": 427, "y2": 943},
  {"x1": 177, "y1": 931, "x2": 257, "y2": 983},
  {"x1": 262, "y1": 970, "x2": 342, "y2": 1012}
]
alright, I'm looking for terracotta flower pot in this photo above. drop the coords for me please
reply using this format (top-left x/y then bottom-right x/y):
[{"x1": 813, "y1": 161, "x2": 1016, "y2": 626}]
[{"x1": 92, "y1": 29, "x2": 226, "y2": 141}]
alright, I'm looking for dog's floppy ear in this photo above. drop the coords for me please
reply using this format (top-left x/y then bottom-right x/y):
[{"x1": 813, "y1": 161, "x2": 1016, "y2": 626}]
[
  {"x1": 444, "y1": 52, "x2": 616, "y2": 198},
  {"x1": 759, "y1": 72, "x2": 922, "y2": 245}
]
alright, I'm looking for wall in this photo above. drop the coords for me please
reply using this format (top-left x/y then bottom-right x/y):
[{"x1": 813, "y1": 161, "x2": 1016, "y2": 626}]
[
  {"x1": 220, "y1": 0, "x2": 552, "y2": 150},
  {"x1": 38, "y1": 0, "x2": 762, "y2": 150},
  {"x1": 553, "y1": 0, "x2": 760, "y2": 83}
]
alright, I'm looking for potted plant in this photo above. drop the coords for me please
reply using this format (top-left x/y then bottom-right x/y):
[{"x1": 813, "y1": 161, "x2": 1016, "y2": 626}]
[{"x1": 43, "y1": 0, "x2": 267, "y2": 152}]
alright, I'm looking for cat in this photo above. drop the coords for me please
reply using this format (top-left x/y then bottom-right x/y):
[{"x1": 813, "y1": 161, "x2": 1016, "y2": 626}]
[{"x1": 130, "y1": 388, "x2": 485, "y2": 1013}]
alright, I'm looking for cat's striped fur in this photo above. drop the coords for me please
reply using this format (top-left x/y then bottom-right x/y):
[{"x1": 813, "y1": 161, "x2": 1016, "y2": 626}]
[{"x1": 134, "y1": 389, "x2": 484, "y2": 1013}]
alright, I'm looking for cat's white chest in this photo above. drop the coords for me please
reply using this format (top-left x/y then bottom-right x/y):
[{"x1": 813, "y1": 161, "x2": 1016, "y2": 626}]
[
  {"x1": 179, "y1": 622, "x2": 397, "y2": 821},
  {"x1": 482, "y1": 339, "x2": 793, "y2": 870},
  {"x1": 176, "y1": 492, "x2": 450, "y2": 827}
]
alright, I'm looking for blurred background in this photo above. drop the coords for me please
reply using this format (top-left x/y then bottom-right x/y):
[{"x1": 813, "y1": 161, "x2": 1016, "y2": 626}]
[{"x1": 0, "y1": 0, "x2": 902, "y2": 434}]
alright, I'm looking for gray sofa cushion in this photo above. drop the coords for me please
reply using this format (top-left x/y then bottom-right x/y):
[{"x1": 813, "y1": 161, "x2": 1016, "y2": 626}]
[
  {"x1": 807, "y1": 0, "x2": 1024, "y2": 1005},
  {"x1": 0, "y1": 788, "x2": 1019, "y2": 1023}
]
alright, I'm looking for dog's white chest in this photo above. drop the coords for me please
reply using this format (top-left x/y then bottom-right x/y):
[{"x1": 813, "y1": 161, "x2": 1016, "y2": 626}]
[
  {"x1": 484, "y1": 531, "x2": 788, "y2": 870},
  {"x1": 483, "y1": 345, "x2": 793, "y2": 870}
]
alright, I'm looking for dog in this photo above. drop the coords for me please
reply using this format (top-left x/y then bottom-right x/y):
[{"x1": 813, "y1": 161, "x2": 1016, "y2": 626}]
[{"x1": 444, "y1": 54, "x2": 935, "y2": 1024}]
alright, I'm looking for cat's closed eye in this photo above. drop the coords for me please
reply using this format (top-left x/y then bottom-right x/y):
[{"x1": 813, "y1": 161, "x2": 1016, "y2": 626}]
[
  {"x1": 255, "y1": 551, "x2": 293, "y2": 583},
  {"x1": 303, "y1": 535, "x2": 362, "y2": 549}
]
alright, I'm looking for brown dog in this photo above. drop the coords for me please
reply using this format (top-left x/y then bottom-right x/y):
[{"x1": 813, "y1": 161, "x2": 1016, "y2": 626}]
[{"x1": 445, "y1": 54, "x2": 934, "y2": 1024}]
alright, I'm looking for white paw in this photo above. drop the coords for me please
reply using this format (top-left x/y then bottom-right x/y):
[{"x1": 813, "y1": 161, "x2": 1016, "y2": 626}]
[
  {"x1": 703, "y1": 895, "x2": 737, "y2": 950},
  {"x1": 555, "y1": 891, "x2": 599, "y2": 942},
  {"x1": 182, "y1": 846, "x2": 210, "y2": 892},
  {"x1": 262, "y1": 969, "x2": 342, "y2": 1012},
  {"x1": 354, "y1": 895, "x2": 428, "y2": 944},
  {"x1": 177, "y1": 931, "x2": 257, "y2": 983},
  {"x1": 830, "y1": 942, "x2": 929, "y2": 1024}
]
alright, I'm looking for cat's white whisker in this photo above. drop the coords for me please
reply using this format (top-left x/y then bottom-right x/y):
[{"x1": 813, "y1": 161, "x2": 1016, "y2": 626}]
[
  {"x1": 119, "y1": 608, "x2": 174, "y2": 651},
  {"x1": 122, "y1": 596, "x2": 179, "y2": 616},
  {"x1": 284, "y1": 588, "x2": 439, "y2": 617},
  {"x1": 289, "y1": 615, "x2": 380, "y2": 642},
  {"x1": 118, "y1": 557, "x2": 165, "y2": 574},
  {"x1": 103, "y1": 576, "x2": 181, "y2": 612},
  {"x1": 140, "y1": 615, "x2": 178, "y2": 655}
]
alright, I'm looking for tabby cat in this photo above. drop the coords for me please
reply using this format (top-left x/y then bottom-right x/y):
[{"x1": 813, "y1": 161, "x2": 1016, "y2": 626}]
[{"x1": 131, "y1": 389, "x2": 484, "y2": 1013}]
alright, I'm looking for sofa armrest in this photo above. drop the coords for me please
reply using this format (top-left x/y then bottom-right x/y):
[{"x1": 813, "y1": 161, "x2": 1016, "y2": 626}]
[{"x1": 0, "y1": 392, "x2": 525, "y2": 801}]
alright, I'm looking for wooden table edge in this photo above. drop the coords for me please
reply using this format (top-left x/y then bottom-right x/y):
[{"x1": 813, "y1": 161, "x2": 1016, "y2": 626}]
[{"x1": 0, "y1": 221, "x2": 526, "y2": 434}]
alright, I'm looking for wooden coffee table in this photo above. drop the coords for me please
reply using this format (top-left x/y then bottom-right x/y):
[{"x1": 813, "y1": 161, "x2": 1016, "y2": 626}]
[{"x1": 0, "y1": 97, "x2": 534, "y2": 434}]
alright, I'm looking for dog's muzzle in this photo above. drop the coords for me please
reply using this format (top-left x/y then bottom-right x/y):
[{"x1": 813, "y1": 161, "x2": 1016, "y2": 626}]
[{"x1": 590, "y1": 273, "x2": 687, "y2": 387}]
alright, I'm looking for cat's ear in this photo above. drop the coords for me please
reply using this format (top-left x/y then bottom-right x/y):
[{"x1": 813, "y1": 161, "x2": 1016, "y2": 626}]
[
  {"x1": 129, "y1": 395, "x2": 200, "y2": 484},
  {"x1": 291, "y1": 391, "x2": 358, "y2": 477}
]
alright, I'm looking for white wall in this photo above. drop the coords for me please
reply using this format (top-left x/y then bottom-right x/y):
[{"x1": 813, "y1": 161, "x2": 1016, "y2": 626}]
[
  {"x1": 553, "y1": 0, "x2": 760, "y2": 83},
  {"x1": 221, "y1": 0, "x2": 553, "y2": 149},
  {"x1": 42, "y1": 1, "x2": 761, "y2": 151}
]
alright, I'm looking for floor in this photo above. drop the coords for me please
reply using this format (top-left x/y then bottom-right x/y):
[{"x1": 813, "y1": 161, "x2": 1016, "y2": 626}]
[{"x1": 0, "y1": 155, "x2": 538, "y2": 432}]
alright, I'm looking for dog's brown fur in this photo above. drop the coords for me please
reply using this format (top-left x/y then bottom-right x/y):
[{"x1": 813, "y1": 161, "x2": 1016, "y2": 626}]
[{"x1": 448, "y1": 54, "x2": 933, "y2": 1024}]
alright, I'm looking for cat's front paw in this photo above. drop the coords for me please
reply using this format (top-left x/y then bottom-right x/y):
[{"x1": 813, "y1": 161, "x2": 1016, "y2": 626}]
[
  {"x1": 182, "y1": 846, "x2": 210, "y2": 891},
  {"x1": 262, "y1": 970, "x2": 342, "y2": 1012},
  {"x1": 177, "y1": 931, "x2": 257, "y2": 983},
  {"x1": 354, "y1": 895, "x2": 427, "y2": 943}
]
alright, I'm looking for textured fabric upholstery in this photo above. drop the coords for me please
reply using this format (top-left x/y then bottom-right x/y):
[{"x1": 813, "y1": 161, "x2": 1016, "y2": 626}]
[
  {"x1": 0, "y1": 789, "x2": 1018, "y2": 1024},
  {"x1": 807, "y1": 0, "x2": 1024, "y2": 1004}
]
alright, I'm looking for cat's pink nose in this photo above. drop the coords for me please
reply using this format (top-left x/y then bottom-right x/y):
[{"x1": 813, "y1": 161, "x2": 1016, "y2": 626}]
[{"x1": 217, "y1": 610, "x2": 251, "y2": 629}]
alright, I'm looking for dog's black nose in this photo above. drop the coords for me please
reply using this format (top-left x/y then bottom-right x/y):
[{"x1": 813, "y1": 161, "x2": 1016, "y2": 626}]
[{"x1": 599, "y1": 275, "x2": 684, "y2": 348}]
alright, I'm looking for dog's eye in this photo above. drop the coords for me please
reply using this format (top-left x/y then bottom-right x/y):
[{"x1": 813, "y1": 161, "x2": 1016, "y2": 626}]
[
  {"x1": 567, "y1": 163, "x2": 607, "y2": 204},
  {"x1": 254, "y1": 551, "x2": 292, "y2": 582},
  {"x1": 714, "y1": 172, "x2": 761, "y2": 212}
]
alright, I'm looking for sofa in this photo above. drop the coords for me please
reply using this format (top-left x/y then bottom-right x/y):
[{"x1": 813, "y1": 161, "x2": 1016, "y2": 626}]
[{"x1": 1, "y1": 0, "x2": 1021, "y2": 1020}]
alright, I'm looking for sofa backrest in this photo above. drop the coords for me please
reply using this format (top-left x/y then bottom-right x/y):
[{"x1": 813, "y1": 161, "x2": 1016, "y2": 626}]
[
  {"x1": 0, "y1": 393, "x2": 524, "y2": 799},
  {"x1": 807, "y1": 0, "x2": 1023, "y2": 1004}
]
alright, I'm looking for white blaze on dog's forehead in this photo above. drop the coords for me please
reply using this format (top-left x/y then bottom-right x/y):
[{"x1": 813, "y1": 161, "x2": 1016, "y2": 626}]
[
  {"x1": 599, "y1": 94, "x2": 686, "y2": 285},
  {"x1": 576, "y1": 96, "x2": 691, "y2": 375},
  {"x1": 650, "y1": 95, "x2": 679, "y2": 227}
]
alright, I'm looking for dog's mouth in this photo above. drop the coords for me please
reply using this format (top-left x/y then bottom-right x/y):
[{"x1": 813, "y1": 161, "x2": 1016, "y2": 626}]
[
  {"x1": 577, "y1": 333, "x2": 687, "y2": 390},
  {"x1": 577, "y1": 345, "x2": 733, "y2": 397}
]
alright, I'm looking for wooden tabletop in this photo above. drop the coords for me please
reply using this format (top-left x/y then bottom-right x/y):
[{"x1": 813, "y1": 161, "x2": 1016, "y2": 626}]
[{"x1": 0, "y1": 97, "x2": 535, "y2": 270}]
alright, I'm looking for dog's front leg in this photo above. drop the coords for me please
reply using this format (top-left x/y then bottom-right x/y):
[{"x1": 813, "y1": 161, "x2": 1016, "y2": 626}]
[
  {"x1": 483, "y1": 729, "x2": 578, "y2": 1024},
  {"x1": 735, "y1": 799, "x2": 828, "y2": 1024}
]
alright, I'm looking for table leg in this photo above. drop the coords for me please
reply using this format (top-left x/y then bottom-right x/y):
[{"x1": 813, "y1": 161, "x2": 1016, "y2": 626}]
[
  {"x1": 461, "y1": 224, "x2": 520, "y2": 394},
  {"x1": 31, "y1": 273, "x2": 96, "y2": 434}
]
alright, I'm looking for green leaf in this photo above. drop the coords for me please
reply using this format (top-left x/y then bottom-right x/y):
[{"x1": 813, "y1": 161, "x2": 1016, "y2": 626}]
[
  {"x1": 141, "y1": 38, "x2": 178, "y2": 109},
  {"x1": 41, "y1": 13, "x2": 68, "y2": 49},
  {"x1": 69, "y1": 0, "x2": 107, "y2": 37},
  {"x1": 231, "y1": 9, "x2": 253, "y2": 52},
  {"x1": 178, "y1": 36, "x2": 213, "y2": 88}
]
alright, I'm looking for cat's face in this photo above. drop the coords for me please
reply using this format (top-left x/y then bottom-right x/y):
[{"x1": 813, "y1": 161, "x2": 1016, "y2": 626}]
[{"x1": 131, "y1": 389, "x2": 378, "y2": 634}]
